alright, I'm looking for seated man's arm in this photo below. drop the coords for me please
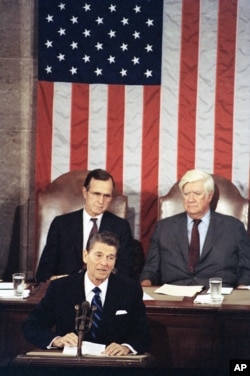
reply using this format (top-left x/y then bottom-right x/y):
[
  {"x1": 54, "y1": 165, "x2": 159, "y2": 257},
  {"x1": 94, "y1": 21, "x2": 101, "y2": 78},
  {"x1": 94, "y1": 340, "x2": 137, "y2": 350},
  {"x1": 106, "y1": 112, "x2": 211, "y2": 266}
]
[{"x1": 139, "y1": 223, "x2": 161, "y2": 286}]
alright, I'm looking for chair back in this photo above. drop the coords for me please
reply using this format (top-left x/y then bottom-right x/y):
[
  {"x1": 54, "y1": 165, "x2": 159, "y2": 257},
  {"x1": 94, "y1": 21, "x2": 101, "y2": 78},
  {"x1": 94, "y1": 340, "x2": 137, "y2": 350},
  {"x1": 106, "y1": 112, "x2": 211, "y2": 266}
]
[
  {"x1": 35, "y1": 170, "x2": 128, "y2": 270},
  {"x1": 159, "y1": 175, "x2": 250, "y2": 234}
]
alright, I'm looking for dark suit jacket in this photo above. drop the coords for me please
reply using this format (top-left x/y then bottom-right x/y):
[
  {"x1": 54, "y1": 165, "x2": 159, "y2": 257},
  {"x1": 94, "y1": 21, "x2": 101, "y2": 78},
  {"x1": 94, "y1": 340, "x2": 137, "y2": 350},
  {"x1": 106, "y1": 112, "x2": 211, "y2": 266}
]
[
  {"x1": 22, "y1": 272, "x2": 151, "y2": 354},
  {"x1": 140, "y1": 211, "x2": 250, "y2": 288},
  {"x1": 36, "y1": 209, "x2": 134, "y2": 282}
]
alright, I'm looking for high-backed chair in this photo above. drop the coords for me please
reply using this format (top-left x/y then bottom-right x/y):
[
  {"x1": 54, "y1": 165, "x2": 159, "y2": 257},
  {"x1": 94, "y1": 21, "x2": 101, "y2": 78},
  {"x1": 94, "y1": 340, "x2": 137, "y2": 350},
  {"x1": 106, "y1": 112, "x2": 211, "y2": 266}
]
[
  {"x1": 35, "y1": 170, "x2": 128, "y2": 271},
  {"x1": 159, "y1": 175, "x2": 250, "y2": 235}
]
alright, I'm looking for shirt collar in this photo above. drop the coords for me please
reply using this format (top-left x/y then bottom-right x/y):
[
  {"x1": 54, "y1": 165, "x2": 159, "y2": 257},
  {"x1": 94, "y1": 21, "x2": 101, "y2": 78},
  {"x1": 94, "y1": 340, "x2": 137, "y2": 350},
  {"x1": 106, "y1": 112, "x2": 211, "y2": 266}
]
[
  {"x1": 83, "y1": 209, "x2": 103, "y2": 226},
  {"x1": 187, "y1": 209, "x2": 211, "y2": 225},
  {"x1": 84, "y1": 271, "x2": 108, "y2": 298}
]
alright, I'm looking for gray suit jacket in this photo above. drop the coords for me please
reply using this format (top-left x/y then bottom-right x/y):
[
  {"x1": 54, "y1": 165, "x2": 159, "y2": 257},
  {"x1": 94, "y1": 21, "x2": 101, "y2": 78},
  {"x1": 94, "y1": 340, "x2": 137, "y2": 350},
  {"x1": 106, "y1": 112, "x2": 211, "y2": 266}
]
[{"x1": 140, "y1": 211, "x2": 250, "y2": 287}]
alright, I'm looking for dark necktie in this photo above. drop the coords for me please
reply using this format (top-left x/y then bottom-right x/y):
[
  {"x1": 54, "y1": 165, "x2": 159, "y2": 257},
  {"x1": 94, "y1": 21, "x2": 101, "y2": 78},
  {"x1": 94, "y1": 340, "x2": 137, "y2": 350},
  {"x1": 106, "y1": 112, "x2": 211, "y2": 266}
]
[
  {"x1": 86, "y1": 218, "x2": 98, "y2": 248},
  {"x1": 90, "y1": 287, "x2": 102, "y2": 339},
  {"x1": 188, "y1": 219, "x2": 201, "y2": 273}
]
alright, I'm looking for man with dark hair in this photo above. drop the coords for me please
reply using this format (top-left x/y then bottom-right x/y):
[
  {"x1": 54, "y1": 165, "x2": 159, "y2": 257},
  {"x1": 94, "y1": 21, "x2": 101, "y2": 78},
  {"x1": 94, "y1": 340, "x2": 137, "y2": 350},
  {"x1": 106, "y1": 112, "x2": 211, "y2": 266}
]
[
  {"x1": 23, "y1": 232, "x2": 151, "y2": 356},
  {"x1": 36, "y1": 169, "x2": 135, "y2": 282}
]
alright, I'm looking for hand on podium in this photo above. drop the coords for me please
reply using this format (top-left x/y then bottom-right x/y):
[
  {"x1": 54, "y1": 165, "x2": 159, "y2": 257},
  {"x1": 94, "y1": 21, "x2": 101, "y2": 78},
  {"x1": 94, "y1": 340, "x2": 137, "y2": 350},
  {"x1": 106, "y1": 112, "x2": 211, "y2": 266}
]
[{"x1": 52, "y1": 332, "x2": 78, "y2": 348}]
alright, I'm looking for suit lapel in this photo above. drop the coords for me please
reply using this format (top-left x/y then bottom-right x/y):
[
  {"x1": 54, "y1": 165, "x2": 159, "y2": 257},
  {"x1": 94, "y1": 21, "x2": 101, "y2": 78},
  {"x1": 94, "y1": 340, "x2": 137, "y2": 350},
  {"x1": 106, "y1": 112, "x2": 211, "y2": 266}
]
[
  {"x1": 200, "y1": 212, "x2": 221, "y2": 260},
  {"x1": 66, "y1": 209, "x2": 83, "y2": 257},
  {"x1": 101, "y1": 273, "x2": 117, "y2": 315},
  {"x1": 99, "y1": 211, "x2": 116, "y2": 232},
  {"x1": 68, "y1": 271, "x2": 86, "y2": 306},
  {"x1": 174, "y1": 214, "x2": 190, "y2": 262}
]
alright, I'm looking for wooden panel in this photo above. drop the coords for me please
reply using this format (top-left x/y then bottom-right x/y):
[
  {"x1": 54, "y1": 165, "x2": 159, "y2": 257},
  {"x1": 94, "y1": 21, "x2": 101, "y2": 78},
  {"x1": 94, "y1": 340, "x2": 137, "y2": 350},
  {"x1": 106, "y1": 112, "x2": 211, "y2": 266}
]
[{"x1": 147, "y1": 309, "x2": 220, "y2": 368}]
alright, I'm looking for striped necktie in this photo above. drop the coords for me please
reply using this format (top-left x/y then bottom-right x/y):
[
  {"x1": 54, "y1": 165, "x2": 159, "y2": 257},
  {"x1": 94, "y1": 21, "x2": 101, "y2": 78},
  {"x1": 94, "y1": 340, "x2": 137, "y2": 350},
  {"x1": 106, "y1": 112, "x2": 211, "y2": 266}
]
[{"x1": 90, "y1": 286, "x2": 102, "y2": 339}]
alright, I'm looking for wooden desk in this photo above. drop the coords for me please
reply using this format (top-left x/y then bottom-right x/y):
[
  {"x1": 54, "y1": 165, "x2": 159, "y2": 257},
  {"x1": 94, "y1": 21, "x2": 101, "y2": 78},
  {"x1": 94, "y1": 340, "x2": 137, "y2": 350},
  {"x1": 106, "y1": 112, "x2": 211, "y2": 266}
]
[
  {"x1": 0, "y1": 282, "x2": 48, "y2": 361},
  {"x1": 1, "y1": 283, "x2": 250, "y2": 373},
  {"x1": 143, "y1": 287, "x2": 250, "y2": 373}
]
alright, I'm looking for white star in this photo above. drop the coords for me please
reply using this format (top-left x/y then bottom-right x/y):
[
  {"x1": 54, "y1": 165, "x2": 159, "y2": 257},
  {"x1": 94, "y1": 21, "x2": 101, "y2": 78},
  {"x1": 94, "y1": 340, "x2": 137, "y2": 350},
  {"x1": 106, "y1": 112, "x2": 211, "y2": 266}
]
[
  {"x1": 121, "y1": 17, "x2": 129, "y2": 26},
  {"x1": 70, "y1": 41, "x2": 78, "y2": 49},
  {"x1": 132, "y1": 56, "x2": 140, "y2": 65},
  {"x1": 70, "y1": 66, "x2": 77, "y2": 75},
  {"x1": 133, "y1": 31, "x2": 140, "y2": 39},
  {"x1": 146, "y1": 19, "x2": 154, "y2": 27},
  {"x1": 120, "y1": 43, "x2": 128, "y2": 51},
  {"x1": 58, "y1": 28, "x2": 66, "y2": 36},
  {"x1": 107, "y1": 55, "x2": 115, "y2": 64},
  {"x1": 95, "y1": 42, "x2": 103, "y2": 50},
  {"x1": 120, "y1": 69, "x2": 127, "y2": 77},
  {"x1": 70, "y1": 16, "x2": 78, "y2": 24},
  {"x1": 145, "y1": 44, "x2": 153, "y2": 52},
  {"x1": 82, "y1": 55, "x2": 90, "y2": 63},
  {"x1": 96, "y1": 17, "x2": 103, "y2": 25},
  {"x1": 134, "y1": 5, "x2": 141, "y2": 13},
  {"x1": 95, "y1": 67, "x2": 102, "y2": 76},
  {"x1": 109, "y1": 4, "x2": 116, "y2": 12},
  {"x1": 57, "y1": 53, "x2": 65, "y2": 61},
  {"x1": 83, "y1": 3, "x2": 91, "y2": 12},
  {"x1": 58, "y1": 3, "x2": 65, "y2": 10},
  {"x1": 45, "y1": 40, "x2": 53, "y2": 48},
  {"x1": 108, "y1": 30, "x2": 116, "y2": 38},
  {"x1": 46, "y1": 14, "x2": 53, "y2": 22},
  {"x1": 144, "y1": 69, "x2": 152, "y2": 78},
  {"x1": 83, "y1": 29, "x2": 91, "y2": 37},
  {"x1": 45, "y1": 66, "x2": 52, "y2": 73}
]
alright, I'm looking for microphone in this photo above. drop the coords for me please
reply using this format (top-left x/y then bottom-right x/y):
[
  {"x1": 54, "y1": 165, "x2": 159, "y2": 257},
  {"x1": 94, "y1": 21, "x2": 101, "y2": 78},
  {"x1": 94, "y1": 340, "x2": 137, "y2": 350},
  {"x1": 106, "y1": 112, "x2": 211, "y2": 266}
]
[
  {"x1": 74, "y1": 301, "x2": 91, "y2": 358},
  {"x1": 74, "y1": 304, "x2": 80, "y2": 332},
  {"x1": 81, "y1": 301, "x2": 90, "y2": 316}
]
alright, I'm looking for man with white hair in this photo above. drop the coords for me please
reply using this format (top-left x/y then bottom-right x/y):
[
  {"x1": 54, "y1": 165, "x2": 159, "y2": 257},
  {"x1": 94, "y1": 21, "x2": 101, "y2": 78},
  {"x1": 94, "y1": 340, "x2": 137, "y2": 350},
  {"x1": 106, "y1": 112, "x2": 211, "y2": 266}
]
[{"x1": 140, "y1": 169, "x2": 250, "y2": 288}]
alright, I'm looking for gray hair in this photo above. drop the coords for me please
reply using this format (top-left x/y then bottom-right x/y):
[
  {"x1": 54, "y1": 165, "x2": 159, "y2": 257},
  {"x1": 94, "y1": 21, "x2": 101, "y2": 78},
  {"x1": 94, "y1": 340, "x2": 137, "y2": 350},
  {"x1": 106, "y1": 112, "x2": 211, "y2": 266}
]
[{"x1": 178, "y1": 169, "x2": 214, "y2": 195}]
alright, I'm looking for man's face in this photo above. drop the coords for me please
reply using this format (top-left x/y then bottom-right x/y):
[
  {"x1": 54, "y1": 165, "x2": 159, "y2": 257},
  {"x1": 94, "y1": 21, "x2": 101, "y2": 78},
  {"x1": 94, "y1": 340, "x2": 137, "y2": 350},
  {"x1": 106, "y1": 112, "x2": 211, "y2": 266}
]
[
  {"x1": 83, "y1": 242, "x2": 117, "y2": 285},
  {"x1": 182, "y1": 180, "x2": 213, "y2": 219},
  {"x1": 82, "y1": 178, "x2": 113, "y2": 217}
]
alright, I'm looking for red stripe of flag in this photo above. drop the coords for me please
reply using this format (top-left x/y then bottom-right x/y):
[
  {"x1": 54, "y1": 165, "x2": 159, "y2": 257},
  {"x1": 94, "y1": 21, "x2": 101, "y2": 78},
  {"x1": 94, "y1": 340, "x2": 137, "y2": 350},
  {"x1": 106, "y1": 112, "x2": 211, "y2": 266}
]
[
  {"x1": 214, "y1": 0, "x2": 237, "y2": 180},
  {"x1": 106, "y1": 85, "x2": 125, "y2": 193},
  {"x1": 70, "y1": 83, "x2": 89, "y2": 171},
  {"x1": 177, "y1": 0, "x2": 200, "y2": 179},
  {"x1": 140, "y1": 85, "x2": 161, "y2": 251},
  {"x1": 35, "y1": 81, "x2": 54, "y2": 193}
]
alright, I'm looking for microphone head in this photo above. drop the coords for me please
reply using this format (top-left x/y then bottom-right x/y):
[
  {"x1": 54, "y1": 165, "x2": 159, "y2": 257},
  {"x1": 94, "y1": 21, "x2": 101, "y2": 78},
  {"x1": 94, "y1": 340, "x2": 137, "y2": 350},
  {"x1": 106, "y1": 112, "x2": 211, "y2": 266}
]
[{"x1": 82, "y1": 301, "x2": 90, "y2": 310}]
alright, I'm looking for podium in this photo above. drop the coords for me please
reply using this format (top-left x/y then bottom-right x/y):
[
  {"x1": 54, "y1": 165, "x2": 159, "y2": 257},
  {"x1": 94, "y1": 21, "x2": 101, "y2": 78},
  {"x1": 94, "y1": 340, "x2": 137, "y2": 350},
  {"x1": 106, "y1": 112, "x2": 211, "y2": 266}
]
[{"x1": 10, "y1": 349, "x2": 155, "y2": 368}]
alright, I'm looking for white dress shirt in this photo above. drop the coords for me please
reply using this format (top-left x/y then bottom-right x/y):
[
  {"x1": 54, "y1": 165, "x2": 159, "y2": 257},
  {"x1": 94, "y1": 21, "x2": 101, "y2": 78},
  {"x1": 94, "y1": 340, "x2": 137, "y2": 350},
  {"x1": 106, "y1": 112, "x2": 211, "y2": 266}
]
[
  {"x1": 83, "y1": 210, "x2": 103, "y2": 250},
  {"x1": 84, "y1": 272, "x2": 108, "y2": 306}
]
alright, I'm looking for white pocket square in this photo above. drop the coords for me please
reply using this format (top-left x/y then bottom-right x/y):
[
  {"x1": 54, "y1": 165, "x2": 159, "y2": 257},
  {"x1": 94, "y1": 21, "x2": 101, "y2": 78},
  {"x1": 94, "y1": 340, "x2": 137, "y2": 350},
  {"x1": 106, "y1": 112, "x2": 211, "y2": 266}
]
[{"x1": 115, "y1": 310, "x2": 127, "y2": 315}]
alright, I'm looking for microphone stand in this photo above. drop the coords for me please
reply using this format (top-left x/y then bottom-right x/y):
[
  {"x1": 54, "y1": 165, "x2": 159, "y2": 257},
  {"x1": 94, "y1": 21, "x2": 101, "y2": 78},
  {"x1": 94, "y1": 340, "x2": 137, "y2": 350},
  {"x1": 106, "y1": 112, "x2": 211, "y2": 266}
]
[{"x1": 74, "y1": 302, "x2": 95, "y2": 358}]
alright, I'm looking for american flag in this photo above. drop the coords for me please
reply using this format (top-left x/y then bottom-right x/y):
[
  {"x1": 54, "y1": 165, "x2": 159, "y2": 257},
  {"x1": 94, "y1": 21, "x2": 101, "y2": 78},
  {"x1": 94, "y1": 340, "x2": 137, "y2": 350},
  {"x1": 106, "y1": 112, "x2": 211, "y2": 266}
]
[{"x1": 36, "y1": 0, "x2": 250, "y2": 254}]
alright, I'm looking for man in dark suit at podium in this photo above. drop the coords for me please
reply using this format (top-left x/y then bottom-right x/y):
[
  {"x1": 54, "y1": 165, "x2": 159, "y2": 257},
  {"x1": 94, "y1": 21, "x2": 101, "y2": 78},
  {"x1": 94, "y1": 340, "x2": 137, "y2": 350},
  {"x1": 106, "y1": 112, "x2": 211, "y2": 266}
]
[
  {"x1": 36, "y1": 169, "x2": 135, "y2": 282},
  {"x1": 23, "y1": 232, "x2": 150, "y2": 356}
]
